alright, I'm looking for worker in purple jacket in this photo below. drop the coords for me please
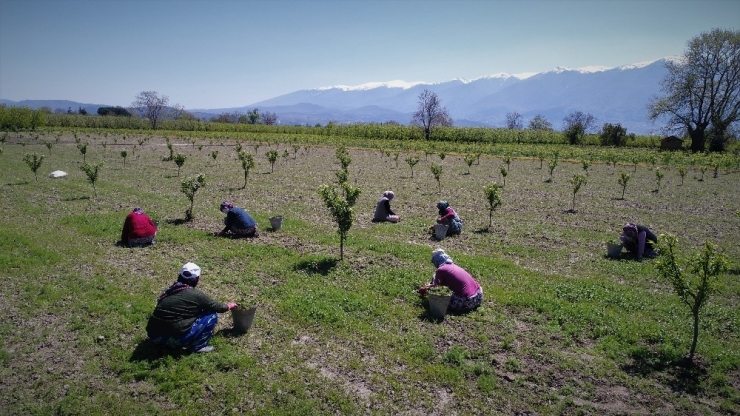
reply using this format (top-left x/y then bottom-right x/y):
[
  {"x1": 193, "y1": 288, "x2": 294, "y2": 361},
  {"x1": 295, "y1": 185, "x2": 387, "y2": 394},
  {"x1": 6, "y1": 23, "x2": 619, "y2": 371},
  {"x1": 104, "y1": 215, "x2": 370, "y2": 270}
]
[{"x1": 419, "y1": 249, "x2": 483, "y2": 313}]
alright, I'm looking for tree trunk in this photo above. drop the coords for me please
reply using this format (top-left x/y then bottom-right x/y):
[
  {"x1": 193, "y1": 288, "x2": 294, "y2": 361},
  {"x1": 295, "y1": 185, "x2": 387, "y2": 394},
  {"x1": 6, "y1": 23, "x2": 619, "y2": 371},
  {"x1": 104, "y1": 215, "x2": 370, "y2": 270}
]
[
  {"x1": 689, "y1": 309, "x2": 700, "y2": 360},
  {"x1": 689, "y1": 126, "x2": 706, "y2": 153}
]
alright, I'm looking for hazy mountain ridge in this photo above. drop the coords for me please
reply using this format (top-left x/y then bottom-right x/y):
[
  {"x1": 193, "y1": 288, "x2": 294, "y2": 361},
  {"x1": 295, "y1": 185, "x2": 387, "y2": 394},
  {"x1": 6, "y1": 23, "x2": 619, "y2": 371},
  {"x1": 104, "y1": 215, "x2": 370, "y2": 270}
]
[{"x1": 2, "y1": 58, "x2": 673, "y2": 134}]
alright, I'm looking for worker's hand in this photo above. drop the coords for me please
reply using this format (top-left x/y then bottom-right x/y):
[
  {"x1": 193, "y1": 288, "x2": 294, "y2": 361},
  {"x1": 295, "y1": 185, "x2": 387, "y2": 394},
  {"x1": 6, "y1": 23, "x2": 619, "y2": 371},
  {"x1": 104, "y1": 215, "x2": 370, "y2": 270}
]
[
  {"x1": 418, "y1": 284, "x2": 431, "y2": 295},
  {"x1": 227, "y1": 302, "x2": 238, "y2": 310}
]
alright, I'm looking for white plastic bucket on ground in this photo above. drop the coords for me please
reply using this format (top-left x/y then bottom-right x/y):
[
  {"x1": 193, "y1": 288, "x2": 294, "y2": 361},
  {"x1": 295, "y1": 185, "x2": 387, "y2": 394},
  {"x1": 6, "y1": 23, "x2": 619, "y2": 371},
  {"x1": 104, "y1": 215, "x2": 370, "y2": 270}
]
[
  {"x1": 606, "y1": 243, "x2": 623, "y2": 258},
  {"x1": 433, "y1": 224, "x2": 449, "y2": 240},
  {"x1": 427, "y1": 293, "x2": 451, "y2": 318},
  {"x1": 231, "y1": 306, "x2": 257, "y2": 333},
  {"x1": 269, "y1": 216, "x2": 283, "y2": 231}
]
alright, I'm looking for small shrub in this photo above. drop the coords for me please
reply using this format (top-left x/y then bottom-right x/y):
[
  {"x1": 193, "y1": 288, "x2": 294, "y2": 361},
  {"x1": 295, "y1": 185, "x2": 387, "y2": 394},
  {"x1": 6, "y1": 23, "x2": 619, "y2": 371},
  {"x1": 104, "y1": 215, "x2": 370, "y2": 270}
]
[
  {"x1": 181, "y1": 173, "x2": 206, "y2": 221},
  {"x1": 173, "y1": 153, "x2": 187, "y2": 176},
  {"x1": 484, "y1": 183, "x2": 502, "y2": 229},
  {"x1": 405, "y1": 156, "x2": 420, "y2": 177},
  {"x1": 499, "y1": 165, "x2": 508, "y2": 186},
  {"x1": 80, "y1": 162, "x2": 103, "y2": 198},
  {"x1": 266, "y1": 150, "x2": 278, "y2": 173},
  {"x1": 463, "y1": 154, "x2": 476, "y2": 174},
  {"x1": 120, "y1": 150, "x2": 128, "y2": 168},
  {"x1": 655, "y1": 234, "x2": 728, "y2": 361},
  {"x1": 23, "y1": 153, "x2": 44, "y2": 182},
  {"x1": 617, "y1": 171, "x2": 630, "y2": 199},
  {"x1": 430, "y1": 163, "x2": 443, "y2": 193},
  {"x1": 569, "y1": 173, "x2": 587, "y2": 212}
]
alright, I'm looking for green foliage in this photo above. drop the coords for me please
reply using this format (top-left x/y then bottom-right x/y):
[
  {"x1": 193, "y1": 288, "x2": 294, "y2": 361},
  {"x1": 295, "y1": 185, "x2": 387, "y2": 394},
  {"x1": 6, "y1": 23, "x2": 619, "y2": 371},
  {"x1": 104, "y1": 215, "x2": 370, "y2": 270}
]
[
  {"x1": 569, "y1": 173, "x2": 587, "y2": 212},
  {"x1": 76, "y1": 142, "x2": 88, "y2": 162},
  {"x1": 405, "y1": 156, "x2": 420, "y2": 177},
  {"x1": 0, "y1": 106, "x2": 46, "y2": 131},
  {"x1": 546, "y1": 159, "x2": 558, "y2": 182},
  {"x1": 237, "y1": 151, "x2": 255, "y2": 188},
  {"x1": 678, "y1": 165, "x2": 687, "y2": 185},
  {"x1": 600, "y1": 123, "x2": 627, "y2": 146},
  {"x1": 430, "y1": 163, "x2": 443, "y2": 193},
  {"x1": 335, "y1": 146, "x2": 351, "y2": 170},
  {"x1": 499, "y1": 165, "x2": 508, "y2": 186},
  {"x1": 180, "y1": 173, "x2": 206, "y2": 221},
  {"x1": 318, "y1": 183, "x2": 361, "y2": 260},
  {"x1": 22, "y1": 152, "x2": 44, "y2": 182},
  {"x1": 463, "y1": 154, "x2": 476, "y2": 174},
  {"x1": 173, "y1": 153, "x2": 187, "y2": 176},
  {"x1": 484, "y1": 183, "x2": 502, "y2": 228},
  {"x1": 44, "y1": 140, "x2": 53, "y2": 155},
  {"x1": 581, "y1": 159, "x2": 590, "y2": 171},
  {"x1": 210, "y1": 150, "x2": 218, "y2": 162},
  {"x1": 655, "y1": 234, "x2": 729, "y2": 360},
  {"x1": 654, "y1": 167, "x2": 665, "y2": 190},
  {"x1": 617, "y1": 171, "x2": 630, "y2": 199},
  {"x1": 266, "y1": 150, "x2": 278, "y2": 173},
  {"x1": 120, "y1": 150, "x2": 128, "y2": 168},
  {"x1": 79, "y1": 162, "x2": 103, "y2": 198}
]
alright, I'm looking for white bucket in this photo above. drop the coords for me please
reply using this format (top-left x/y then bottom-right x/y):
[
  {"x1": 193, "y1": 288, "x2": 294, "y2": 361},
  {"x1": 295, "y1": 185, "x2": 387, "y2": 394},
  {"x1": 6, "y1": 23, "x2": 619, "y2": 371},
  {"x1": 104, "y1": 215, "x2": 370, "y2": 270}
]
[
  {"x1": 433, "y1": 224, "x2": 449, "y2": 240},
  {"x1": 269, "y1": 216, "x2": 283, "y2": 231},
  {"x1": 606, "y1": 243, "x2": 623, "y2": 258},
  {"x1": 427, "y1": 293, "x2": 451, "y2": 318},
  {"x1": 231, "y1": 306, "x2": 257, "y2": 334}
]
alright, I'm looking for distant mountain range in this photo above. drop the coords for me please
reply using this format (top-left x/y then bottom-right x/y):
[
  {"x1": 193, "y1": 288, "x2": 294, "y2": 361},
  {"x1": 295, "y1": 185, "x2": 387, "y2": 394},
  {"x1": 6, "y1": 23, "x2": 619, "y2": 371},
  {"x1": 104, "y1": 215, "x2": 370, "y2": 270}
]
[{"x1": 1, "y1": 58, "x2": 674, "y2": 135}]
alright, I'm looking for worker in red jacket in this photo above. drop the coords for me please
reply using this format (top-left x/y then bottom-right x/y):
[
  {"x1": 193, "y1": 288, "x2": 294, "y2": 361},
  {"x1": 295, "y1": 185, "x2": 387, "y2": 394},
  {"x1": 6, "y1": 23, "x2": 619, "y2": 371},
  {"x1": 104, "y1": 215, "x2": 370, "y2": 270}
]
[{"x1": 121, "y1": 207, "x2": 157, "y2": 247}]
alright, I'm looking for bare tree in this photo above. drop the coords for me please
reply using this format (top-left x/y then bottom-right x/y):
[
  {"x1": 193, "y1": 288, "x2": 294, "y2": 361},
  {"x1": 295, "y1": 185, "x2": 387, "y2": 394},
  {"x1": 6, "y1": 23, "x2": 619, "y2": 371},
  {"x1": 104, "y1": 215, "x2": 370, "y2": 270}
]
[
  {"x1": 506, "y1": 112, "x2": 523, "y2": 130},
  {"x1": 649, "y1": 29, "x2": 740, "y2": 152},
  {"x1": 528, "y1": 114, "x2": 553, "y2": 131},
  {"x1": 411, "y1": 89, "x2": 453, "y2": 140},
  {"x1": 262, "y1": 111, "x2": 278, "y2": 125},
  {"x1": 132, "y1": 91, "x2": 169, "y2": 129}
]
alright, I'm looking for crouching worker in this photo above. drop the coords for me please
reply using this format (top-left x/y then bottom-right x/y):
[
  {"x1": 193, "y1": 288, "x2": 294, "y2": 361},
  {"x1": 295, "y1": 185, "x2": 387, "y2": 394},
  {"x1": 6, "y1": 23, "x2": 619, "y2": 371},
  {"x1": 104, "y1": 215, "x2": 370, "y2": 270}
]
[
  {"x1": 620, "y1": 223, "x2": 658, "y2": 261},
  {"x1": 372, "y1": 190, "x2": 400, "y2": 223},
  {"x1": 431, "y1": 201, "x2": 463, "y2": 236},
  {"x1": 120, "y1": 207, "x2": 157, "y2": 247},
  {"x1": 218, "y1": 201, "x2": 259, "y2": 237},
  {"x1": 418, "y1": 249, "x2": 483, "y2": 313},
  {"x1": 146, "y1": 262, "x2": 237, "y2": 353}
]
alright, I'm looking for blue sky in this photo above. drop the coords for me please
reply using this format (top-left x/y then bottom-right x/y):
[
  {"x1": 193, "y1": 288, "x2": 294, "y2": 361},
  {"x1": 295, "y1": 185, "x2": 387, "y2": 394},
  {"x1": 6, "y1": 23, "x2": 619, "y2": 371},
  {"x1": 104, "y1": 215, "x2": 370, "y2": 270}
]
[{"x1": 1, "y1": 0, "x2": 738, "y2": 110}]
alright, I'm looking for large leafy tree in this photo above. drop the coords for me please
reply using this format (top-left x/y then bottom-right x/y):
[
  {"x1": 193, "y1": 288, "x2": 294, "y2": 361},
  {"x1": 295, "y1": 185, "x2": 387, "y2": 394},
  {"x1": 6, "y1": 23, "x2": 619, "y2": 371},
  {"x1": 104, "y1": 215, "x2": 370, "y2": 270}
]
[
  {"x1": 649, "y1": 29, "x2": 740, "y2": 152},
  {"x1": 411, "y1": 89, "x2": 452, "y2": 140},
  {"x1": 528, "y1": 114, "x2": 553, "y2": 131},
  {"x1": 132, "y1": 91, "x2": 169, "y2": 130},
  {"x1": 563, "y1": 111, "x2": 596, "y2": 145}
]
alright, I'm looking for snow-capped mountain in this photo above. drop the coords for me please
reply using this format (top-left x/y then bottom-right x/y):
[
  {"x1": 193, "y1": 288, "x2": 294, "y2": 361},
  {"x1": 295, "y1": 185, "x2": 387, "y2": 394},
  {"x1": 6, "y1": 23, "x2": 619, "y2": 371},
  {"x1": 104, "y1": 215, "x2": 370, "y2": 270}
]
[
  {"x1": 231, "y1": 57, "x2": 673, "y2": 134},
  {"x1": 2, "y1": 58, "x2": 675, "y2": 135}
]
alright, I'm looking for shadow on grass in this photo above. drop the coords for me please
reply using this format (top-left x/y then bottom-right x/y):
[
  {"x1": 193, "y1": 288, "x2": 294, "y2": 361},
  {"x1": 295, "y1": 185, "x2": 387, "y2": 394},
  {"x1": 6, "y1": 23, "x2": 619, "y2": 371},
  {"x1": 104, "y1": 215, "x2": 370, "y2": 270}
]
[
  {"x1": 622, "y1": 350, "x2": 707, "y2": 395},
  {"x1": 5, "y1": 180, "x2": 31, "y2": 186},
  {"x1": 62, "y1": 195, "x2": 91, "y2": 201},
  {"x1": 130, "y1": 330, "x2": 244, "y2": 362},
  {"x1": 165, "y1": 218, "x2": 189, "y2": 226},
  {"x1": 293, "y1": 256, "x2": 339, "y2": 275},
  {"x1": 473, "y1": 227, "x2": 491, "y2": 234}
]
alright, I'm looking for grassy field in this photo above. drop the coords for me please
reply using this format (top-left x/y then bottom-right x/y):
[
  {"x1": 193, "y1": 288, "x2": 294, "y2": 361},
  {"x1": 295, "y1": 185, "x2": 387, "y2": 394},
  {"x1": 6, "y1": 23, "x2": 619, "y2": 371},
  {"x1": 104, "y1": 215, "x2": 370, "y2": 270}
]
[{"x1": 1, "y1": 131, "x2": 738, "y2": 415}]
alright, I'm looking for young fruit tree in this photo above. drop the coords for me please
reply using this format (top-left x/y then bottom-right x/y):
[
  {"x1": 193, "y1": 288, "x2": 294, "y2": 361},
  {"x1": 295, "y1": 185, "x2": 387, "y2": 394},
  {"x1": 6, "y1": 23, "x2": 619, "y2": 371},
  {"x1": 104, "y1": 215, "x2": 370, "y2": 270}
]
[
  {"x1": 569, "y1": 173, "x2": 587, "y2": 212},
  {"x1": 77, "y1": 142, "x2": 88, "y2": 163},
  {"x1": 499, "y1": 165, "x2": 508, "y2": 186},
  {"x1": 655, "y1": 234, "x2": 728, "y2": 361},
  {"x1": 463, "y1": 154, "x2": 476, "y2": 174},
  {"x1": 237, "y1": 151, "x2": 255, "y2": 188},
  {"x1": 678, "y1": 165, "x2": 687, "y2": 185},
  {"x1": 181, "y1": 173, "x2": 206, "y2": 221},
  {"x1": 546, "y1": 159, "x2": 558, "y2": 182},
  {"x1": 618, "y1": 171, "x2": 630, "y2": 199},
  {"x1": 120, "y1": 150, "x2": 128, "y2": 168},
  {"x1": 80, "y1": 162, "x2": 103, "y2": 198},
  {"x1": 266, "y1": 150, "x2": 278, "y2": 173},
  {"x1": 654, "y1": 167, "x2": 665, "y2": 191},
  {"x1": 173, "y1": 153, "x2": 187, "y2": 176},
  {"x1": 430, "y1": 163, "x2": 443, "y2": 193},
  {"x1": 405, "y1": 156, "x2": 420, "y2": 177},
  {"x1": 23, "y1": 153, "x2": 44, "y2": 182},
  {"x1": 318, "y1": 183, "x2": 361, "y2": 261},
  {"x1": 211, "y1": 150, "x2": 219, "y2": 163},
  {"x1": 484, "y1": 183, "x2": 503, "y2": 229}
]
